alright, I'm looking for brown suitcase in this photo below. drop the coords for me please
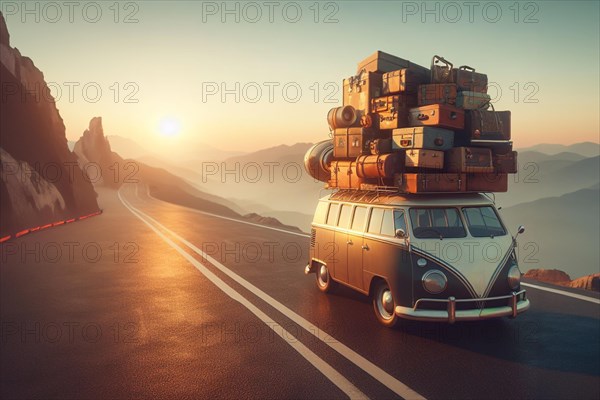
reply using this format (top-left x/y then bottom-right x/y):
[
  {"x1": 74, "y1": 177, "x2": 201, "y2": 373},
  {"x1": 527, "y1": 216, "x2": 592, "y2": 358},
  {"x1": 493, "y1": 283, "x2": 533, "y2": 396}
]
[
  {"x1": 462, "y1": 109, "x2": 511, "y2": 141},
  {"x1": 430, "y1": 56, "x2": 487, "y2": 93},
  {"x1": 395, "y1": 173, "x2": 466, "y2": 193},
  {"x1": 466, "y1": 173, "x2": 508, "y2": 192},
  {"x1": 371, "y1": 94, "x2": 417, "y2": 130},
  {"x1": 329, "y1": 161, "x2": 368, "y2": 189},
  {"x1": 404, "y1": 149, "x2": 444, "y2": 170},
  {"x1": 333, "y1": 128, "x2": 377, "y2": 159},
  {"x1": 356, "y1": 153, "x2": 403, "y2": 179},
  {"x1": 408, "y1": 104, "x2": 465, "y2": 130},
  {"x1": 382, "y1": 69, "x2": 428, "y2": 95},
  {"x1": 358, "y1": 51, "x2": 430, "y2": 76},
  {"x1": 369, "y1": 138, "x2": 393, "y2": 155},
  {"x1": 493, "y1": 151, "x2": 518, "y2": 174},
  {"x1": 418, "y1": 84, "x2": 457, "y2": 106},
  {"x1": 343, "y1": 70, "x2": 383, "y2": 119},
  {"x1": 445, "y1": 147, "x2": 494, "y2": 173}
]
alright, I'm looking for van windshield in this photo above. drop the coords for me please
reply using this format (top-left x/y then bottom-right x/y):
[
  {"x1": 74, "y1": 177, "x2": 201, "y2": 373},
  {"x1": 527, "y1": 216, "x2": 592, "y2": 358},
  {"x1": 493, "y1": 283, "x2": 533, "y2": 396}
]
[
  {"x1": 409, "y1": 208, "x2": 466, "y2": 239},
  {"x1": 462, "y1": 206, "x2": 507, "y2": 237}
]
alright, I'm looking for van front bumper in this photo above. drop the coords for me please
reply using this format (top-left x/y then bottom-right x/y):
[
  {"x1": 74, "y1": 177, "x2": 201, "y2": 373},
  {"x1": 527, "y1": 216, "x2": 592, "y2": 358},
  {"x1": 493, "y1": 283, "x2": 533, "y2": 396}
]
[{"x1": 395, "y1": 290, "x2": 530, "y2": 323}]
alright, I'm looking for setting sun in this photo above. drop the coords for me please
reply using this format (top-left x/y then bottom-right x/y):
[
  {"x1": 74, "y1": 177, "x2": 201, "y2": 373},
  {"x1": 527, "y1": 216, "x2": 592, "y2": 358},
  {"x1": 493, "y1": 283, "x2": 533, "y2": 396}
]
[{"x1": 159, "y1": 117, "x2": 181, "y2": 137}]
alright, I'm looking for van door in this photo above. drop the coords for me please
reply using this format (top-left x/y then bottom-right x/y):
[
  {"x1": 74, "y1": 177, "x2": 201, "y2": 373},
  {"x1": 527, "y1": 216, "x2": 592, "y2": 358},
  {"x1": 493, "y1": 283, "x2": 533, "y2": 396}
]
[
  {"x1": 333, "y1": 203, "x2": 353, "y2": 283},
  {"x1": 347, "y1": 205, "x2": 368, "y2": 290}
]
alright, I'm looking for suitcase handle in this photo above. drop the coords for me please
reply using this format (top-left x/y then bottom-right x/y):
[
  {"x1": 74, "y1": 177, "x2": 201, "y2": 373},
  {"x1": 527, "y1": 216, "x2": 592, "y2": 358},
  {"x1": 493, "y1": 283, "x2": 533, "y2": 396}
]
[
  {"x1": 417, "y1": 113, "x2": 429, "y2": 121},
  {"x1": 431, "y1": 55, "x2": 453, "y2": 83}
]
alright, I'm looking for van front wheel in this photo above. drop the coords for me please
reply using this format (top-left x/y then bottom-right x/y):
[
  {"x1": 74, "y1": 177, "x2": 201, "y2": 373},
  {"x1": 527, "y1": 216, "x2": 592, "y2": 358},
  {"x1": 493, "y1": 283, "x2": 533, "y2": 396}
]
[
  {"x1": 316, "y1": 264, "x2": 337, "y2": 293},
  {"x1": 372, "y1": 280, "x2": 398, "y2": 327}
]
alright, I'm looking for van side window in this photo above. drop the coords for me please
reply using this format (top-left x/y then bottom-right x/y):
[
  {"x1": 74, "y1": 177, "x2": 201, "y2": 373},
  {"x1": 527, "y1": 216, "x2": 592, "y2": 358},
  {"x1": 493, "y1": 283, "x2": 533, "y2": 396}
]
[
  {"x1": 368, "y1": 208, "x2": 384, "y2": 233},
  {"x1": 326, "y1": 203, "x2": 339, "y2": 226},
  {"x1": 381, "y1": 209, "x2": 395, "y2": 236},
  {"x1": 338, "y1": 204, "x2": 353, "y2": 228},
  {"x1": 394, "y1": 210, "x2": 407, "y2": 233},
  {"x1": 313, "y1": 201, "x2": 329, "y2": 224},
  {"x1": 351, "y1": 206, "x2": 367, "y2": 231}
]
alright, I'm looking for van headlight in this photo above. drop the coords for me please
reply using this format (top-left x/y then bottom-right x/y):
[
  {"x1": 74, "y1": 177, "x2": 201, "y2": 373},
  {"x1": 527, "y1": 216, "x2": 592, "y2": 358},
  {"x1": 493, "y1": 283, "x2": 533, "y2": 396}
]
[
  {"x1": 422, "y1": 270, "x2": 447, "y2": 294},
  {"x1": 507, "y1": 265, "x2": 521, "y2": 290}
]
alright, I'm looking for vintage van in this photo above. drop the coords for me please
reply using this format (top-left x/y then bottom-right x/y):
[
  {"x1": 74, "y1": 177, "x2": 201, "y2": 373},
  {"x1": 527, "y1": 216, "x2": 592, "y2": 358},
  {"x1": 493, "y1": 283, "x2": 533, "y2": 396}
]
[{"x1": 305, "y1": 190, "x2": 530, "y2": 327}]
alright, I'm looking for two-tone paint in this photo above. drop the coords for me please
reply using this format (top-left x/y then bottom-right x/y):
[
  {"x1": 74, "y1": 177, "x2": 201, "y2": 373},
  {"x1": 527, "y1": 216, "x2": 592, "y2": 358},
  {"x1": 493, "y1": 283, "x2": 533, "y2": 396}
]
[{"x1": 305, "y1": 191, "x2": 530, "y2": 326}]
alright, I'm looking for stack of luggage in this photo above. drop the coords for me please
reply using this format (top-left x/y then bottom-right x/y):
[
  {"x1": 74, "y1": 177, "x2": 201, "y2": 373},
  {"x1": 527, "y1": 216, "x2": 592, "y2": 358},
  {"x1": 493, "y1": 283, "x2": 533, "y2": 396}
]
[{"x1": 327, "y1": 51, "x2": 517, "y2": 194}]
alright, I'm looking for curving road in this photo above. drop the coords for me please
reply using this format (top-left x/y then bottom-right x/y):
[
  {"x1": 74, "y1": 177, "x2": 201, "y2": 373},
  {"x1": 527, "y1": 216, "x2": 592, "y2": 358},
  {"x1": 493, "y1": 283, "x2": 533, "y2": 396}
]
[{"x1": 1, "y1": 184, "x2": 598, "y2": 399}]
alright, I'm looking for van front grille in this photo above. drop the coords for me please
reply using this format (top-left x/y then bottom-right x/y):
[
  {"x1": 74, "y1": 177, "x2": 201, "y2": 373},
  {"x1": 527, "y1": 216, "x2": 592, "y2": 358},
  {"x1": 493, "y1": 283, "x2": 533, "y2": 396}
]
[{"x1": 310, "y1": 229, "x2": 316, "y2": 248}]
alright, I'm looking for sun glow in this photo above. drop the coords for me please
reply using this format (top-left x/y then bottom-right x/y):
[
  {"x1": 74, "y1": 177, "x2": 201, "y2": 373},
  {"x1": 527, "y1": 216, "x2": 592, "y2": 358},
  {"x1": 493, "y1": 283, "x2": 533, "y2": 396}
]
[{"x1": 158, "y1": 117, "x2": 182, "y2": 137}]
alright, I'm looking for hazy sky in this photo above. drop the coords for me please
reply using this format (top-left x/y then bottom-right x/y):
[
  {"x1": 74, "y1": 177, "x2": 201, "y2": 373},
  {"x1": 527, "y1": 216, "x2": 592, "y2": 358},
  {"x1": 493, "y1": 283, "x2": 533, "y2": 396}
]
[{"x1": 3, "y1": 0, "x2": 599, "y2": 152}]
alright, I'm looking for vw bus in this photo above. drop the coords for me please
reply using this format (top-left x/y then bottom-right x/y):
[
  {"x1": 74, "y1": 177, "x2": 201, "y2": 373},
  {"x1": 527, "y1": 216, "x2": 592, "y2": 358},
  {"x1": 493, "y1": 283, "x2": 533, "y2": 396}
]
[{"x1": 305, "y1": 190, "x2": 530, "y2": 327}]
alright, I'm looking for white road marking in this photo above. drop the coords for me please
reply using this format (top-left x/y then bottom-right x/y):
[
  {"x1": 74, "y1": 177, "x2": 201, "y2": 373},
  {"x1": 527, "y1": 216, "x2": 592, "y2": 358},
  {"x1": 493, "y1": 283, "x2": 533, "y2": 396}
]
[
  {"x1": 122, "y1": 185, "x2": 427, "y2": 400},
  {"x1": 522, "y1": 283, "x2": 600, "y2": 305},
  {"x1": 139, "y1": 185, "x2": 600, "y2": 307},
  {"x1": 118, "y1": 189, "x2": 368, "y2": 400}
]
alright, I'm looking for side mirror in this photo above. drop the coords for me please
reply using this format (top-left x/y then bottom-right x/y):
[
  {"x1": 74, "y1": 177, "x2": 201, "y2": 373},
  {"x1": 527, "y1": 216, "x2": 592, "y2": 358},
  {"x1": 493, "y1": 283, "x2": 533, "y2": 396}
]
[
  {"x1": 517, "y1": 225, "x2": 525, "y2": 234},
  {"x1": 395, "y1": 228, "x2": 406, "y2": 238}
]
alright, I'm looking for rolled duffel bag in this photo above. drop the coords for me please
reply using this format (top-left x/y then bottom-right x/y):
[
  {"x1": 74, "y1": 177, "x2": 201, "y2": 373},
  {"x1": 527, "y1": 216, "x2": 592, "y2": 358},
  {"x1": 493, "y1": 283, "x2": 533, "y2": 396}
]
[{"x1": 356, "y1": 153, "x2": 403, "y2": 179}]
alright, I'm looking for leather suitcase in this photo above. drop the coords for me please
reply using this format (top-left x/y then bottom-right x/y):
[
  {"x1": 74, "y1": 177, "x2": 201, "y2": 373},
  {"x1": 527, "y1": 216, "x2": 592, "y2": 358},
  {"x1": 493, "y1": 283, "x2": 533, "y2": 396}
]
[
  {"x1": 445, "y1": 147, "x2": 494, "y2": 173},
  {"x1": 382, "y1": 69, "x2": 428, "y2": 95},
  {"x1": 343, "y1": 70, "x2": 383, "y2": 119},
  {"x1": 431, "y1": 56, "x2": 487, "y2": 93},
  {"x1": 395, "y1": 173, "x2": 466, "y2": 193},
  {"x1": 462, "y1": 109, "x2": 511, "y2": 141},
  {"x1": 358, "y1": 50, "x2": 430, "y2": 76},
  {"x1": 405, "y1": 149, "x2": 444, "y2": 170},
  {"x1": 456, "y1": 91, "x2": 491, "y2": 110},
  {"x1": 418, "y1": 84, "x2": 457, "y2": 106},
  {"x1": 369, "y1": 138, "x2": 393, "y2": 155},
  {"x1": 454, "y1": 66, "x2": 488, "y2": 93},
  {"x1": 333, "y1": 128, "x2": 377, "y2": 159},
  {"x1": 466, "y1": 173, "x2": 508, "y2": 192},
  {"x1": 371, "y1": 94, "x2": 417, "y2": 130},
  {"x1": 408, "y1": 104, "x2": 465, "y2": 130},
  {"x1": 356, "y1": 153, "x2": 403, "y2": 178},
  {"x1": 329, "y1": 161, "x2": 368, "y2": 189},
  {"x1": 392, "y1": 127, "x2": 454, "y2": 151},
  {"x1": 493, "y1": 151, "x2": 518, "y2": 174}
]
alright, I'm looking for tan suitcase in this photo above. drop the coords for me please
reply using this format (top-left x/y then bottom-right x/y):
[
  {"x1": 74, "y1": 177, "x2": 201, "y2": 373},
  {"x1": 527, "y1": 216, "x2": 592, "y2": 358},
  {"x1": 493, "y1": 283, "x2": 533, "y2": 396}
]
[
  {"x1": 371, "y1": 94, "x2": 417, "y2": 130},
  {"x1": 382, "y1": 69, "x2": 428, "y2": 95},
  {"x1": 329, "y1": 161, "x2": 368, "y2": 189},
  {"x1": 405, "y1": 149, "x2": 444, "y2": 170},
  {"x1": 418, "y1": 83, "x2": 457, "y2": 106},
  {"x1": 408, "y1": 104, "x2": 465, "y2": 130},
  {"x1": 358, "y1": 51, "x2": 430, "y2": 76},
  {"x1": 395, "y1": 173, "x2": 466, "y2": 193},
  {"x1": 333, "y1": 128, "x2": 377, "y2": 159},
  {"x1": 356, "y1": 153, "x2": 403, "y2": 178},
  {"x1": 343, "y1": 71, "x2": 383, "y2": 119},
  {"x1": 445, "y1": 147, "x2": 494, "y2": 173}
]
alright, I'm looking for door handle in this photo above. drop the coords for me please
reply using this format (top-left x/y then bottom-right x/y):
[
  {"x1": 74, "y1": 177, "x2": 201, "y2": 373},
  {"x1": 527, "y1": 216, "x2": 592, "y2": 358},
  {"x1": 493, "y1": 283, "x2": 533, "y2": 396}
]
[
  {"x1": 362, "y1": 244, "x2": 369, "y2": 251},
  {"x1": 347, "y1": 239, "x2": 353, "y2": 245}
]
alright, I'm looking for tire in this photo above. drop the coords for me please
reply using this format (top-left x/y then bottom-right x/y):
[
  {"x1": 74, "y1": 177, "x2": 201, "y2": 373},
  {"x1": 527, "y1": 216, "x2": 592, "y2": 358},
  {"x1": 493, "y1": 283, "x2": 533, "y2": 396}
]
[
  {"x1": 315, "y1": 263, "x2": 337, "y2": 293},
  {"x1": 372, "y1": 280, "x2": 398, "y2": 327}
]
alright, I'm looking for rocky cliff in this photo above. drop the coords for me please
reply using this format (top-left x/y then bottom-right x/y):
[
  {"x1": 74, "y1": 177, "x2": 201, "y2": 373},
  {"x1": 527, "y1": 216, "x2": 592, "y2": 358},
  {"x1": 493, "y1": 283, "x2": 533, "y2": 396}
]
[
  {"x1": 525, "y1": 269, "x2": 600, "y2": 292},
  {"x1": 0, "y1": 12, "x2": 99, "y2": 236}
]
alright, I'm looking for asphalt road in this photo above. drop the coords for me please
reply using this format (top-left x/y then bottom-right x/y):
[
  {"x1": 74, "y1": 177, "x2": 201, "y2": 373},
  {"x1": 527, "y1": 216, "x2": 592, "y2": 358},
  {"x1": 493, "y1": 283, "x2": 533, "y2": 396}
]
[{"x1": 1, "y1": 184, "x2": 599, "y2": 399}]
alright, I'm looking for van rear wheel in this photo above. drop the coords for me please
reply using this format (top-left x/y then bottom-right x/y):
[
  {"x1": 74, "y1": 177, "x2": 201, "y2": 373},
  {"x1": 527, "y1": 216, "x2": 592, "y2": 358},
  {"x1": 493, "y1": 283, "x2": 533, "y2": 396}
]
[
  {"x1": 372, "y1": 280, "x2": 398, "y2": 327},
  {"x1": 316, "y1": 264, "x2": 337, "y2": 293}
]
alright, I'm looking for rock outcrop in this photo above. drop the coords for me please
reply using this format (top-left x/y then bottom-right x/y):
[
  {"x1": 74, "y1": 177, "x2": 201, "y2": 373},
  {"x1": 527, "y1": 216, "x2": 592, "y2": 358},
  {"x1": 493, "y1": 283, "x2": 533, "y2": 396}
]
[
  {"x1": 525, "y1": 269, "x2": 600, "y2": 292},
  {"x1": 0, "y1": 12, "x2": 99, "y2": 236}
]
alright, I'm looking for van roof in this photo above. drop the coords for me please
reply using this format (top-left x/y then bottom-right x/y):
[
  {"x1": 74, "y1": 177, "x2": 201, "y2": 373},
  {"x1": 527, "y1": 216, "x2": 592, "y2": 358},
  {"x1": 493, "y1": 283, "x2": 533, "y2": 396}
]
[{"x1": 324, "y1": 190, "x2": 496, "y2": 207}]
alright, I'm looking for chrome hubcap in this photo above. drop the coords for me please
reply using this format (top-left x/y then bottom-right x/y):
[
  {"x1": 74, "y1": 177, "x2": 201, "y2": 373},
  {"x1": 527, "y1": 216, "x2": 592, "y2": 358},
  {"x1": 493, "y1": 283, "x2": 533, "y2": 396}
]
[
  {"x1": 382, "y1": 290, "x2": 394, "y2": 315},
  {"x1": 318, "y1": 265, "x2": 328, "y2": 286}
]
